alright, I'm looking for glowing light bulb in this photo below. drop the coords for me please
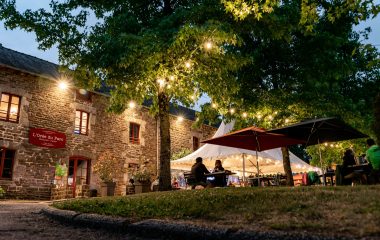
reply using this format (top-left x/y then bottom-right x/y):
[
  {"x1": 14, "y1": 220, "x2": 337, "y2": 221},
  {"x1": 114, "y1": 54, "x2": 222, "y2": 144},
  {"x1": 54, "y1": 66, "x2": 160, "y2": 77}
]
[
  {"x1": 58, "y1": 81, "x2": 68, "y2": 90},
  {"x1": 242, "y1": 112, "x2": 248, "y2": 118},
  {"x1": 324, "y1": 143, "x2": 328, "y2": 146},
  {"x1": 128, "y1": 101, "x2": 136, "y2": 109},
  {"x1": 157, "y1": 78, "x2": 166, "y2": 88},
  {"x1": 212, "y1": 103, "x2": 217, "y2": 108},
  {"x1": 185, "y1": 61, "x2": 192, "y2": 68},
  {"x1": 285, "y1": 119, "x2": 290, "y2": 123},
  {"x1": 169, "y1": 75, "x2": 175, "y2": 81},
  {"x1": 177, "y1": 116, "x2": 184, "y2": 122},
  {"x1": 229, "y1": 108, "x2": 235, "y2": 114},
  {"x1": 204, "y1": 41, "x2": 213, "y2": 50}
]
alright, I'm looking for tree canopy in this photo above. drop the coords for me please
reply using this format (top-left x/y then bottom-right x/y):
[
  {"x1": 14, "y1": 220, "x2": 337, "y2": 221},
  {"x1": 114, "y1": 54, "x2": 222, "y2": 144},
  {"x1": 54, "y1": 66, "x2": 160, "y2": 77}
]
[
  {"x1": 0, "y1": 0, "x2": 248, "y2": 190},
  {"x1": 1, "y1": 0, "x2": 379, "y2": 181}
]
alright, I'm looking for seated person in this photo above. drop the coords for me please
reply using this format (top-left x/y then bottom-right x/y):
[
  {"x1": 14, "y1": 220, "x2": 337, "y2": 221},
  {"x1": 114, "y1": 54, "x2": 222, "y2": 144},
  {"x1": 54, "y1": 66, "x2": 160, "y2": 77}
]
[
  {"x1": 342, "y1": 149, "x2": 357, "y2": 185},
  {"x1": 212, "y1": 160, "x2": 227, "y2": 187},
  {"x1": 191, "y1": 157, "x2": 210, "y2": 188},
  {"x1": 366, "y1": 138, "x2": 380, "y2": 184}
]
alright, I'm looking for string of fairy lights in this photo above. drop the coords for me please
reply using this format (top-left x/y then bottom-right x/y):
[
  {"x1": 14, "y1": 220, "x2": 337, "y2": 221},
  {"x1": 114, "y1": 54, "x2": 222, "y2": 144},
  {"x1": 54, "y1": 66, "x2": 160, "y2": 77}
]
[{"x1": 56, "y1": 40, "x2": 300, "y2": 129}]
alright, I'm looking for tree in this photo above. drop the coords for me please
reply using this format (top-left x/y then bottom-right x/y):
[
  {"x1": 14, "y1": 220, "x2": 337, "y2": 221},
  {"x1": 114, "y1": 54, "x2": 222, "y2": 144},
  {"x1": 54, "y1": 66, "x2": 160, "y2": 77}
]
[
  {"x1": 197, "y1": 0, "x2": 380, "y2": 183},
  {"x1": 0, "y1": 0, "x2": 246, "y2": 190}
]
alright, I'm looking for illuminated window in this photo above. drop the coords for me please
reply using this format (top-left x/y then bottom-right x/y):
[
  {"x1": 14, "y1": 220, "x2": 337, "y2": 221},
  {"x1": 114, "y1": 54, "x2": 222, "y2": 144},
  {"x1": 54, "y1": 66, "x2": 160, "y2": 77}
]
[
  {"x1": 74, "y1": 110, "x2": 89, "y2": 135},
  {"x1": 129, "y1": 123, "x2": 140, "y2": 144},
  {"x1": 0, "y1": 93, "x2": 21, "y2": 123},
  {"x1": 193, "y1": 137, "x2": 200, "y2": 151},
  {"x1": 0, "y1": 148, "x2": 15, "y2": 179}
]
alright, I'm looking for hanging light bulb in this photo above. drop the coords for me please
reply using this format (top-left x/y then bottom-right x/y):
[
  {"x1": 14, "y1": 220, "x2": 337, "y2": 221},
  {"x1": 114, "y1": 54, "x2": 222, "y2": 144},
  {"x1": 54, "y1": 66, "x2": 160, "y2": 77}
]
[
  {"x1": 128, "y1": 101, "x2": 136, "y2": 109},
  {"x1": 242, "y1": 112, "x2": 248, "y2": 118},
  {"x1": 169, "y1": 75, "x2": 175, "y2": 81},
  {"x1": 185, "y1": 61, "x2": 192, "y2": 69},
  {"x1": 157, "y1": 78, "x2": 166, "y2": 88},
  {"x1": 229, "y1": 108, "x2": 235, "y2": 114},
  {"x1": 212, "y1": 103, "x2": 217, "y2": 108},
  {"x1": 177, "y1": 116, "x2": 184, "y2": 122},
  {"x1": 204, "y1": 41, "x2": 213, "y2": 50}
]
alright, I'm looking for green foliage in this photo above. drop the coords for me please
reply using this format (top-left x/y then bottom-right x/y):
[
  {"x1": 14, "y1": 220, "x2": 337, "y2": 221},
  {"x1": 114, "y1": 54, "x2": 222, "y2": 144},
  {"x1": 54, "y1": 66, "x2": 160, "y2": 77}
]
[
  {"x1": 374, "y1": 93, "x2": 380, "y2": 143},
  {"x1": 306, "y1": 139, "x2": 368, "y2": 168},
  {"x1": 0, "y1": 186, "x2": 5, "y2": 198},
  {"x1": 171, "y1": 148, "x2": 193, "y2": 161},
  {"x1": 222, "y1": 0, "x2": 380, "y2": 32},
  {"x1": 0, "y1": 0, "x2": 248, "y2": 190},
  {"x1": 53, "y1": 186, "x2": 380, "y2": 237}
]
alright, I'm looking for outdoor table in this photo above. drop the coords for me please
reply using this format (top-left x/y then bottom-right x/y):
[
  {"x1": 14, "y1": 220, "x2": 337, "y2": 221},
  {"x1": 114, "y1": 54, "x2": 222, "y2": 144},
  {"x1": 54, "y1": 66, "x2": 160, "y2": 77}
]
[
  {"x1": 205, "y1": 171, "x2": 236, "y2": 187},
  {"x1": 205, "y1": 171, "x2": 236, "y2": 177}
]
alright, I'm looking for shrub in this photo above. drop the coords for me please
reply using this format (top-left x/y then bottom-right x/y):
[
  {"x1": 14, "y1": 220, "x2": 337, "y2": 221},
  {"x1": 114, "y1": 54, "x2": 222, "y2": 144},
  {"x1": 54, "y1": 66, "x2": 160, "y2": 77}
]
[
  {"x1": 0, "y1": 186, "x2": 5, "y2": 198},
  {"x1": 171, "y1": 148, "x2": 192, "y2": 161}
]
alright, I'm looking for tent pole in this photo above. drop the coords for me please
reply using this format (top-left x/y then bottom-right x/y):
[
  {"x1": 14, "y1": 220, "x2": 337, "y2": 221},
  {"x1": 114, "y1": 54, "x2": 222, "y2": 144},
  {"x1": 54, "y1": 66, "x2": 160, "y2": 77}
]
[
  {"x1": 242, "y1": 153, "x2": 246, "y2": 182},
  {"x1": 256, "y1": 150, "x2": 260, "y2": 187},
  {"x1": 317, "y1": 139, "x2": 325, "y2": 186}
]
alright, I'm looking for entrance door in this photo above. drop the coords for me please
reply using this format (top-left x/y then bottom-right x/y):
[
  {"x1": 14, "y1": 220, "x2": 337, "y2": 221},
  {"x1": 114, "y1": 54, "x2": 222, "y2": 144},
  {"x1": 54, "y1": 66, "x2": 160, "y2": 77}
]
[{"x1": 68, "y1": 157, "x2": 91, "y2": 198}]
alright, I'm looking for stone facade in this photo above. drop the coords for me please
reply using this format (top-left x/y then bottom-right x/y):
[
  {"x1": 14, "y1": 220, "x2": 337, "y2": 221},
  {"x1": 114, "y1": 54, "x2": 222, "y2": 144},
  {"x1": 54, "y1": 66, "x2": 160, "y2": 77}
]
[{"x1": 0, "y1": 66, "x2": 216, "y2": 199}]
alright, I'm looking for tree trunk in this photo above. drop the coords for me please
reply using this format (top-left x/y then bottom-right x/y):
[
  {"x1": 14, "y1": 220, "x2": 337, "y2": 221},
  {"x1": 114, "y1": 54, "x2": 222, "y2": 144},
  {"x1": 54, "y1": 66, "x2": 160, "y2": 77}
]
[
  {"x1": 281, "y1": 147, "x2": 294, "y2": 186},
  {"x1": 158, "y1": 92, "x2": 172, "y2": 191}
]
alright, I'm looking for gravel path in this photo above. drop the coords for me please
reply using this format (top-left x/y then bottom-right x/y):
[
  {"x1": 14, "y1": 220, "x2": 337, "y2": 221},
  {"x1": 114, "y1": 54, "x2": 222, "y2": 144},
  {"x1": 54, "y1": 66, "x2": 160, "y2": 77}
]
[{"x1": 0, "y1": 201, "x2": 155, "y2": 240}]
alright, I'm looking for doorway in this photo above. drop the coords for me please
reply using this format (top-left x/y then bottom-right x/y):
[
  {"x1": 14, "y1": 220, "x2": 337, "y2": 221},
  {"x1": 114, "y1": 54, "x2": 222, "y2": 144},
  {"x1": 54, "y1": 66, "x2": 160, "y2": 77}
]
[{"x1": 68, "y1": 156, "x2": 91, "y2": 198}]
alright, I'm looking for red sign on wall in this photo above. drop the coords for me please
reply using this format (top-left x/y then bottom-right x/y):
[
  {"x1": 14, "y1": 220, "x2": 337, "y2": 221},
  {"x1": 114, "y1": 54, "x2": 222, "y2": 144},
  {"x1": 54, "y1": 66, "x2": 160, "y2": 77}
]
[{"x1": 29, "y1": 128, "x2": 66, "y2": 148}]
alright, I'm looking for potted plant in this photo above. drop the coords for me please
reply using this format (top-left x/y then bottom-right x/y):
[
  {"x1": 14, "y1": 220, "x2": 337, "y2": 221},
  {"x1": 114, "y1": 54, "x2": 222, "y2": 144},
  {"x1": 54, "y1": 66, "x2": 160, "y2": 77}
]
[
  {"x1": 129, "y1": 160, "x2": 154, "y2": 193},
  {"x1": 93, "y1": 151, "x2": 121, "y2": 196}
]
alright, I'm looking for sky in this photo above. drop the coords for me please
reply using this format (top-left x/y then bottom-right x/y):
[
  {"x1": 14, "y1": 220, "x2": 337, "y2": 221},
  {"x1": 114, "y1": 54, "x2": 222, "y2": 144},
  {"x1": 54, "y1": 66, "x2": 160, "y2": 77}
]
[{"x1": 0, "y1": 0, "x2": 379, "y2": 109}]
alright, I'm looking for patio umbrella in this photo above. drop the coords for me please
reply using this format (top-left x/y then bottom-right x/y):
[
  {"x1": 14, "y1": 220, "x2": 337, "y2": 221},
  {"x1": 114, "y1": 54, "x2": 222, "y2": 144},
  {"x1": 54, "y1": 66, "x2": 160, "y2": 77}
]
[
  {"x1": 268, "y1": 117, "x2": 368, "y2": 146},
  {"x1": 268, "y1": 117, "x2": 368, "y2": 184},
  {"x1": 202, "y1": 126, "x2": 305, "y2": 185}
]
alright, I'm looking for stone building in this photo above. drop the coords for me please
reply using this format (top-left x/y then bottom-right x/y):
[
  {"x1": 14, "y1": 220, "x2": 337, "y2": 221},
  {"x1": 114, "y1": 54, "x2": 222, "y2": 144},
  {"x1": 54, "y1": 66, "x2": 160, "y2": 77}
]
[{"x1": 0, "y1": 44, "x2": 216, "y2": 199}]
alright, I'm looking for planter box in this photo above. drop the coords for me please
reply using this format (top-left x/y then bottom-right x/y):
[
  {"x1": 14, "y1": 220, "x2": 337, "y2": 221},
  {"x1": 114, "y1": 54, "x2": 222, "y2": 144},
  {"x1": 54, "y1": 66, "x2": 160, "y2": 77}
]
[
  {"x1": 100, "y1": 182, "x2": 116, "y2": 196},
  {"x1": 135, "y1": 181, "x2": 151, "y2": 194}
]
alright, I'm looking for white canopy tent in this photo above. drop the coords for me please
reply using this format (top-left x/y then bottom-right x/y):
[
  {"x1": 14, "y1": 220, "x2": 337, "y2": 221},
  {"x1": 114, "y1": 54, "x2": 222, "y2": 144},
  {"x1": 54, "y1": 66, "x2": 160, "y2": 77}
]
[{"x1": 171, "y1": 121, "x2": 320, "y2": 178}]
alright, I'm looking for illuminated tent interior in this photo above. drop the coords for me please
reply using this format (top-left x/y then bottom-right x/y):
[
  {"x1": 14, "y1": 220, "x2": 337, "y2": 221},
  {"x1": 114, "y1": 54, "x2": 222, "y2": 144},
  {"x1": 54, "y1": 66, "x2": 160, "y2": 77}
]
[{"x1": 171, "y1": 121, "x2": 320, "y2": 178}]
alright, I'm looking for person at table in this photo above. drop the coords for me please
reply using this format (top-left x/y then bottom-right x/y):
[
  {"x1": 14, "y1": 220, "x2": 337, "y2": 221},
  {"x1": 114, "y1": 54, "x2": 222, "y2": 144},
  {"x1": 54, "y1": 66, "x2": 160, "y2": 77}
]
[
  {"x1": 191, "y1": 157, "x2": 210, "y2": 188},
  {"x1": 213, "y1": 159, "x2": 227, "y2": 187},
  {"x1": 366, "y1": 138, "x2": 380, "y2": 184},
  {"x1": 341, "y1": 148, "x2": 357, "y2": 185}
]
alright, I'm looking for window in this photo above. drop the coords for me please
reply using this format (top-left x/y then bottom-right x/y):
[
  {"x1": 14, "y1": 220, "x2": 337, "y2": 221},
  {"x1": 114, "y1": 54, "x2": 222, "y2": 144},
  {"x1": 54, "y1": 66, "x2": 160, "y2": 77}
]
[
  {"x1": 0, "y1": 93, "x2": 21, "y2": 123},
  {"x1": 129, "y1": 123, "x2": 140, "y2": 144},
  {"x1": 74, "y1": 110, "x2": 89, "y2": 135},
  {"x1": 0, "y1": 148, "x2": 15, "y2": 179},
  {"x1": 193, "y1": 137, "x2": 200, "y2": 151}
]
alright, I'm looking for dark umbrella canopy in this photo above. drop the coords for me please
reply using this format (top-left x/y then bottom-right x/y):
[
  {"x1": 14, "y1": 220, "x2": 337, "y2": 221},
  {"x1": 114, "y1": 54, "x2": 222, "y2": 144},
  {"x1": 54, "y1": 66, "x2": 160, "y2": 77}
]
[
  {"x1": 268, "y1": 117, "x2": 368, "y2": 146},
  {"x1": 202, "y1": 126, "x2": 305, "y2": 151}
]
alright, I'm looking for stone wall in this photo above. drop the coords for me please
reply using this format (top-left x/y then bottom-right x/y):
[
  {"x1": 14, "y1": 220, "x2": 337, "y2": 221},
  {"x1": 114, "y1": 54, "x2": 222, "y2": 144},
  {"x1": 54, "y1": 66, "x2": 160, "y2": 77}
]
[{"x1": 0, "y1": 66, "x2": 216, "y2": 199}]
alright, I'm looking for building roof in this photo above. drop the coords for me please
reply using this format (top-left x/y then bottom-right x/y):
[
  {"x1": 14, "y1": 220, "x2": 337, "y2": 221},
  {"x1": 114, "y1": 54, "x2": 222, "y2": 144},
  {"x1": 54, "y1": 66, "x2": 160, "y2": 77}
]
[
  {"x1": 0, "y1": 44, "x2": 202, "y2": 122},
  {"x1": 0, "y1": 44, "x2": 60, "y2": 80}
]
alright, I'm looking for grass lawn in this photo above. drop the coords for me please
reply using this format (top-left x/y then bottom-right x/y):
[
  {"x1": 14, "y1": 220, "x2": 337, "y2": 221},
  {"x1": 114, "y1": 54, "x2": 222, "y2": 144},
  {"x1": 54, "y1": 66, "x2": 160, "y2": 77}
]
[{"x1": 53, "y1": 186, "x2": 380, "y2": 238}]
